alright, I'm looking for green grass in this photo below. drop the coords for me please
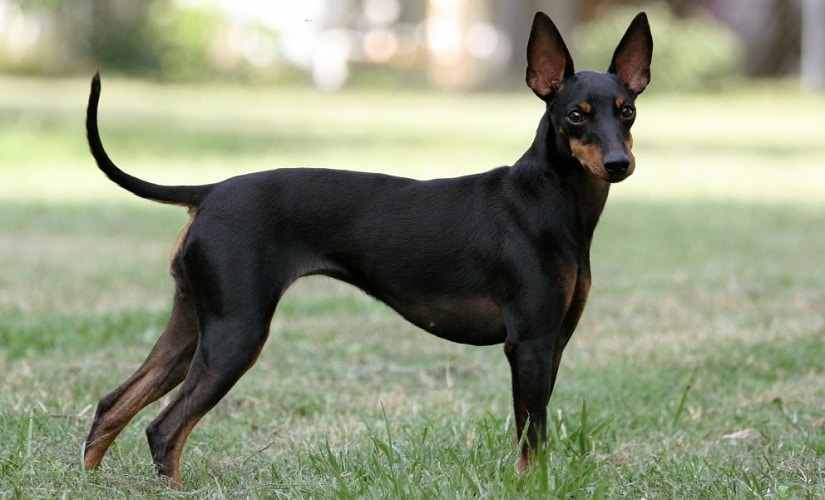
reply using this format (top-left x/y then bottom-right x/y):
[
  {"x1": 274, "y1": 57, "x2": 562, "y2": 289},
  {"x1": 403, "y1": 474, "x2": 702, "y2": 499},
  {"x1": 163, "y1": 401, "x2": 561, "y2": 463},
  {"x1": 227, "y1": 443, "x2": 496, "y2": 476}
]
[{"x1": 1, "y1": 76, "x2": 824, "y2": 497}]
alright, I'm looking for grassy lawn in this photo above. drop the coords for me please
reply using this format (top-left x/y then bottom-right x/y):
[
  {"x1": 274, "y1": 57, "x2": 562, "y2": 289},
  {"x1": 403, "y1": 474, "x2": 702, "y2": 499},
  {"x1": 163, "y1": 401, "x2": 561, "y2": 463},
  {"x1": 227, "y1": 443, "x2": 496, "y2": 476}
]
[{"x1": 1, "y1": 76, "x2": 824, "y2": 497}]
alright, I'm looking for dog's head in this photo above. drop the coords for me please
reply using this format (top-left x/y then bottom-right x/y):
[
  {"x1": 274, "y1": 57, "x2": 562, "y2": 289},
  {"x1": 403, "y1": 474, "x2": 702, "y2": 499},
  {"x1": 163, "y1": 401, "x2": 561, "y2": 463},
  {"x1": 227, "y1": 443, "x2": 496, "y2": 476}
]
[{"x1": 526, "y1": 12, "x2": 653, "y2": 183}]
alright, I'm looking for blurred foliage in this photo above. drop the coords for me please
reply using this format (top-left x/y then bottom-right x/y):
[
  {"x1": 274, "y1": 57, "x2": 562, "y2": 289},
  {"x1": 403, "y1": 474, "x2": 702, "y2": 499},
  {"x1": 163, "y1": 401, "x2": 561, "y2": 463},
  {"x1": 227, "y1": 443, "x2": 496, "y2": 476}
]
[
  {"x1": 6, "y1": 0, "x2": 222, "y2": 80},
  {"x1": 2, "y1": 1, "x2": 746, "y2": 90},
  {"x1": 147, "y1": 2, "x2": 224, "y2": 81},
  {"x1": 85, "y1": 0, "x2": 162, "y2": 75},
  {"x1": 573, "y1": 4, "x2": 744, "y2": 92}
]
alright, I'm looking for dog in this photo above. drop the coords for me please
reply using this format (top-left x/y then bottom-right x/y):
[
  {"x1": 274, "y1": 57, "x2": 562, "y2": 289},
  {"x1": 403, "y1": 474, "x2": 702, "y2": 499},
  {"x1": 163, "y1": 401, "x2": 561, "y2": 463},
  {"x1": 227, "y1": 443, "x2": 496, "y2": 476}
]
[{"x1": 82, "y1": 11, "x2": 652, "y2": 487}]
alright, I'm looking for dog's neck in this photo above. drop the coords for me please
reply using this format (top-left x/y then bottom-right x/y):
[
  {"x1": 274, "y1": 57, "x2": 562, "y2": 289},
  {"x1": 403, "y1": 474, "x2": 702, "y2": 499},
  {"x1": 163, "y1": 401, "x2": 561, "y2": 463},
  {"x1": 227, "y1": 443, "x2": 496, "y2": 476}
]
[{"x1": 514, "y1": 112, "x2": 611, "y2": 243}]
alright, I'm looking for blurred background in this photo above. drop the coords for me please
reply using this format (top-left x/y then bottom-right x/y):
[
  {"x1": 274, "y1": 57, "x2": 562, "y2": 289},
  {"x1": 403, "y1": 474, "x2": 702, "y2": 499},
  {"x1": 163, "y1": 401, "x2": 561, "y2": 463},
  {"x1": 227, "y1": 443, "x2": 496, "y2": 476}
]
[{"x1": 1, "y1": 0, "x2": 824, "y2": 91}]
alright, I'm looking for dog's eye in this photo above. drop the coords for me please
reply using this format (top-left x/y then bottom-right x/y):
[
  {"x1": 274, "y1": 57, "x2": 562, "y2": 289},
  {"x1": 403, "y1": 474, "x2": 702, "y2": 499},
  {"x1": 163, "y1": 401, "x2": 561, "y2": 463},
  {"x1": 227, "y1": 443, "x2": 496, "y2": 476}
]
[
  {"x1": 620, "y1": 105, "x2": 636, "y2": 120},
  {"x1": 566, "y1": 110, "x2": 586, "y2": 125}
]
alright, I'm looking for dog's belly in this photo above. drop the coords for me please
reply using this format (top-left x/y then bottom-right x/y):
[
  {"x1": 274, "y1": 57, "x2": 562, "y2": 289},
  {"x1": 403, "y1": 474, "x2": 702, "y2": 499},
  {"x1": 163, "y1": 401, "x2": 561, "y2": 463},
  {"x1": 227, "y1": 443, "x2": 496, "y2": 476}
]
[{"x1": 386, "y1": 295, "x2": 507, "y2": 346}]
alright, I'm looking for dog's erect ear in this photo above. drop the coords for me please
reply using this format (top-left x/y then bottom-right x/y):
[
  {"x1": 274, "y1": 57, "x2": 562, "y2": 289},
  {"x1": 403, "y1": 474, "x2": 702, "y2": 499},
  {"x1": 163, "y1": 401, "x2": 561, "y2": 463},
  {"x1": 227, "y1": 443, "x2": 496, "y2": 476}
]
[
  {"x1": 526, "y1": 12, "x2": 574, "y2": 99},
  {"x1": 608, "y1": 12, "x2": 653, "y2": 94}
]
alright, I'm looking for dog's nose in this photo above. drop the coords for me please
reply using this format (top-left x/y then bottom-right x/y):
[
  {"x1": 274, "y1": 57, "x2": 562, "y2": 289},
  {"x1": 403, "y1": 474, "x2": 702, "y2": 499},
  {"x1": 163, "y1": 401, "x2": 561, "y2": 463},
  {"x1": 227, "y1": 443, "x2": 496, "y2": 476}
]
[{"x1": 603, "y1": 153, "x2": 630, "y2": 176}]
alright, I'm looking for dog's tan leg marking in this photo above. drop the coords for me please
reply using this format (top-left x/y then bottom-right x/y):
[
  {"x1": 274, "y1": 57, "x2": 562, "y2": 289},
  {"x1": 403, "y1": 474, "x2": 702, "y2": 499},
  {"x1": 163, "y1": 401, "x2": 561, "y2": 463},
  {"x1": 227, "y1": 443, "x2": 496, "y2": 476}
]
[
  {"x1": 84, "y1": 287, "x2": 199, "y2": 471},
  {"x1": 169, "y1": 208, "x2": 196, "y2": 270}
]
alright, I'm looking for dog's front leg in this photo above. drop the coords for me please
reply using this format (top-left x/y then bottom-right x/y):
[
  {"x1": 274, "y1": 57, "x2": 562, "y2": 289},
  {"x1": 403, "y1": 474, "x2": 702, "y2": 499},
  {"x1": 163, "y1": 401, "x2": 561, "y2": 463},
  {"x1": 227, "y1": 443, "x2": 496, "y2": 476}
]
[
  {"x1": 503, "y1": 335, "x2": 554, "y2": 471},
  {"x1": 501, "y1": 265, "x2": 578, "y2": 472}
]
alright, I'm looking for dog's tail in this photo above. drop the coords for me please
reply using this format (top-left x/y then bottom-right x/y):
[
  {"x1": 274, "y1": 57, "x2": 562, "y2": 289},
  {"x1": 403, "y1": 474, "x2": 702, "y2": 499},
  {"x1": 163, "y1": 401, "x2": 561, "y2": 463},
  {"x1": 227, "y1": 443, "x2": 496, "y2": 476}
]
[{"x1": 86, "y1": 73, "x2": 214, "y2": 207}]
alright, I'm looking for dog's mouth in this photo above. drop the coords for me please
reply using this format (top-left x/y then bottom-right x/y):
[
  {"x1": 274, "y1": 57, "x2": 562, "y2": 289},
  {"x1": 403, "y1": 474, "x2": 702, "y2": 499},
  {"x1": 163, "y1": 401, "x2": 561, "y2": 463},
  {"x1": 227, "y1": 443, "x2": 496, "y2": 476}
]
[{"x1": 603, "y1": 163, "x2": 635, "y2": 183}]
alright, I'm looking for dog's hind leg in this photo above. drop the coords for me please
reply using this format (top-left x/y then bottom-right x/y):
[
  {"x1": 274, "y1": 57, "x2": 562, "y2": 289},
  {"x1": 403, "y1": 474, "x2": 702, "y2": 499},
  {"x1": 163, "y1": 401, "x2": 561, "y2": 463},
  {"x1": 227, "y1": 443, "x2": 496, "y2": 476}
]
[
  {"x1": 84, "y1": 285, "x2": 198, "y2": 471},
  {"x1": 144, "y1": 307, "x2": 274, "y2": 488}
]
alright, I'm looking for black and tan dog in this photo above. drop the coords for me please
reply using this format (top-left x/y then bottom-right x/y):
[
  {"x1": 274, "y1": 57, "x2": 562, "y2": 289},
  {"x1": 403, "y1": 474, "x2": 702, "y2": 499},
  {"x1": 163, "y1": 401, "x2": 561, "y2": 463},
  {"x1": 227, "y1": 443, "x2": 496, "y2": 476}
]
[{"x1": 83, "y1": 12, "x2": 652, "y2": 487}]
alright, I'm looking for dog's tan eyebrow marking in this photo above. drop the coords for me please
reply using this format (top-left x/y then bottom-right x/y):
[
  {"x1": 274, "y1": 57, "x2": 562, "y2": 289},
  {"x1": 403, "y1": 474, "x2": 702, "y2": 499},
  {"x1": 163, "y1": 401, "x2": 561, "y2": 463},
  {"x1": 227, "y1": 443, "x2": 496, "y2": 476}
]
[
  {"x1": 615, "y1": 97, "x2": 625, "y2": 108},
  {"x1": 578, "y1": 102, "x2": 592, "y2": 113}
]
